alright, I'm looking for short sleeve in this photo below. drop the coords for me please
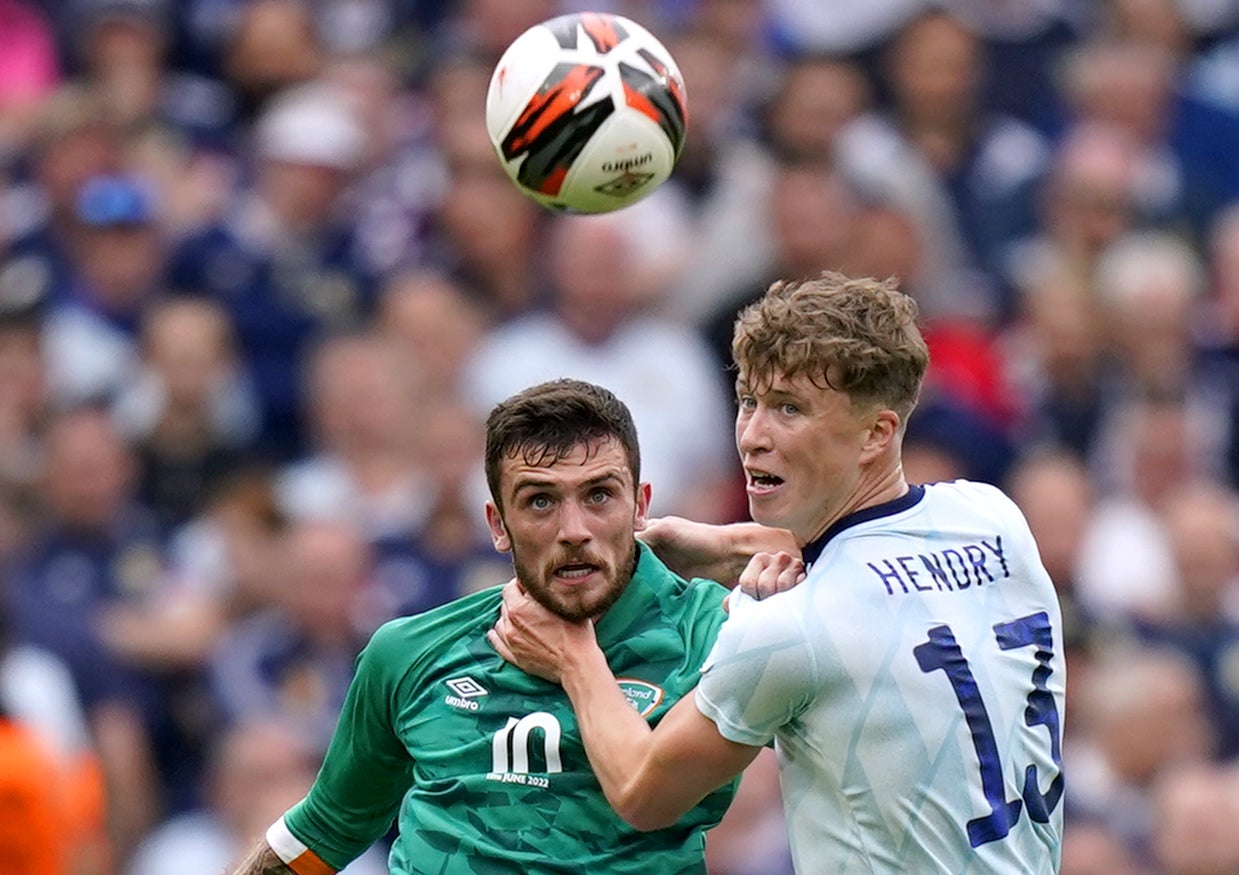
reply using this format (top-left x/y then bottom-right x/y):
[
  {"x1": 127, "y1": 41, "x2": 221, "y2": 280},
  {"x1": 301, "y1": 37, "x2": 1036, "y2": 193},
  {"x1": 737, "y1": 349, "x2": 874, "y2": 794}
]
[
  {"x1": 694, "y1": 588, "x2": 820, "y2": 747},
  {"x1": 281, "y1": 625, "x2": 417, "y2": 870}
]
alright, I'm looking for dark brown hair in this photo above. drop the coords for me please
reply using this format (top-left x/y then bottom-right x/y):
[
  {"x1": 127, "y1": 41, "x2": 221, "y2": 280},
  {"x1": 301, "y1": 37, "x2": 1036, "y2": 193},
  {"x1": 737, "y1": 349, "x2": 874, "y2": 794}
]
[{"x1": 484, "y1": 379, "x2": 640, "y2": 508}]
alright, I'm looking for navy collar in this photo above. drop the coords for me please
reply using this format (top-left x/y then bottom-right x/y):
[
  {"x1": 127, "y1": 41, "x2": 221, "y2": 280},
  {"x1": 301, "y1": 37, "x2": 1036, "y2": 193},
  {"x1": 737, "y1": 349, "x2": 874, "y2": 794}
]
[{"x1": 801, "y1": 484, "x2": 926, "y2": 567}]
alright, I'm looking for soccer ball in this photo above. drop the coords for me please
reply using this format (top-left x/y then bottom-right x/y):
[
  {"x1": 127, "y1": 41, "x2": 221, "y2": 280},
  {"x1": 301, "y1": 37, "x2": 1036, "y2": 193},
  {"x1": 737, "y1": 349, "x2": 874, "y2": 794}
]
[{"x1": 485, "y1": 12, "x2": 688, "y2": 214}]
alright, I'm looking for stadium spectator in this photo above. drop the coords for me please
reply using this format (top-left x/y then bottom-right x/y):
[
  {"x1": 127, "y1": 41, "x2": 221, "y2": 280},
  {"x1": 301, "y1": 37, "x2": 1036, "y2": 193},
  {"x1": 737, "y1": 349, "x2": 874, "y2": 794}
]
[
  {"x1": 1067, "y1": 644, "x2": 1214, "y2": 854},
  {"x1": 363, "y1": 397, "x2": 509, "y2": 622},
  {"x1": 127, "y1": 718, "x2": 386, "y2": 875},
  {"x1": 5, "y1": 408, "x2": 170, "y2": 859},
  {"x1": 421, "y1": 54, "x2": 547, "y2": 320},
  {"x1": 1057, "y1": 35, "x2": 1239, "y2": 239},
  {"x1": 834, "y1": 9, "x2": 1050, "y2": 325},
  {"x1": 1126, "y1": 482, "x2": 1239, "y2": 757},
  {"x1": 112, "y1": 296, "x2": 257, "y2": 532},
  {"x1": 0, "y1": 602, "x2": 110, "y2": 875},
  {"x1": 375, "y1": 268, "x2": 489, "y2": 403},
  {"x1": 42, "y1": 172, "x2": 165, "y2": 407},
  {"x1": 276, "y1": 330, "x2": 427, "y2": 540},
  {"x1": 1148, "y1": 762, "x2": 1239, "y2": 875},
  {"x1": 165, "y1": 79, "x2": 377, "y2": 459},
  {"x1": 700, "y1": 153, "x2": 918, "y2": 375},
  {"x1": 209, "y1": 519, "x2": 372, "y2": 755},
  {"x1": 1, "y1": 85, "x2": 122, "y2": 308},
  {"x1": 0, "y1": 0, "x2": 61, "y2": 161},
  {"x1": 219, "y1": 0, "x2": 323, "y2": 123}
]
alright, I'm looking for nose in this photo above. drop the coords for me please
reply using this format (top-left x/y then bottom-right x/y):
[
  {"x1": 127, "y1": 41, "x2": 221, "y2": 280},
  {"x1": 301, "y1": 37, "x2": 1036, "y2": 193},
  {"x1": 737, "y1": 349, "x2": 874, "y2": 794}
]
[
  {"x1": 736, "y1": 405, "x2": 772, "y2": 456},
  {"x1": 557, "y1": 498, "x2": 592, "y2": 545}
]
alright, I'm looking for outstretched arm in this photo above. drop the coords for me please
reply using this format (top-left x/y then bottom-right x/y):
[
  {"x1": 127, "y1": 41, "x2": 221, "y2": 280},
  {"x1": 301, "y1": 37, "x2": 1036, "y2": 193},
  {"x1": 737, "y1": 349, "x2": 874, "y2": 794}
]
[{"x1": 488, "y1": 582, "x2": 762, "y2": 830}]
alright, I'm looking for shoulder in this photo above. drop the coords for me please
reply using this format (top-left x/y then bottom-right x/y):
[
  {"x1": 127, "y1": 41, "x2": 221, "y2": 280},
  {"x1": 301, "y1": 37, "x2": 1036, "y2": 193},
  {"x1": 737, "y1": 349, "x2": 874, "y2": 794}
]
[
  {"x1": 364, "y1": 587, "x2": 503, "y2": 666},
  {"x1": 923, "y1": 479, "x2": 1023, "y2": 519},
  {"x1": 635, "y1": 545, "x2": 729, "y2": 607}
]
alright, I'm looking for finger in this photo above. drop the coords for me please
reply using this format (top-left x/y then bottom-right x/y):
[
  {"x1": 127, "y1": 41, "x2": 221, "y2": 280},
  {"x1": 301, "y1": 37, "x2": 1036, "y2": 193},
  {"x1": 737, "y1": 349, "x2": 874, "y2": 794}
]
[
  {"x1": 760, "y1": 554, "x2": 805, "y2": 597},
  {"x1": 737, "y1": 551, "x2": 774, "y2": 598},
  {"x1": 755, "y1": 560, "x2": 785, "y2": 600},
  {"x1": 721, "y1": 591, "x2": 731, "y2": 614},
  {"x1": 773, "y1": 562, "x2": 806, "y2": 594}
]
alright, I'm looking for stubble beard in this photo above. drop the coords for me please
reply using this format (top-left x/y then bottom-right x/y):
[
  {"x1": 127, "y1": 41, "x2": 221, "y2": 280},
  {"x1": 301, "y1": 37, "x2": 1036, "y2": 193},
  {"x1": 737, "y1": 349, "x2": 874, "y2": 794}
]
[{"x1": 511, "y1": 541, "x2": 639, "y2": 622}]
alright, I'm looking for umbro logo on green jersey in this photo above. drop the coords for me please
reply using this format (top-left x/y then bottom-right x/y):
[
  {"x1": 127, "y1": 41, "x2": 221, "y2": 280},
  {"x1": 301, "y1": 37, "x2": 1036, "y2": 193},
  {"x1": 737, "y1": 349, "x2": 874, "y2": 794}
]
[
  {"x1": 445, "y1": 677, "x2": 489, "y2": 710},
  {"x1": 617, "y1": 678, "x2": 664, "y2": 717}
]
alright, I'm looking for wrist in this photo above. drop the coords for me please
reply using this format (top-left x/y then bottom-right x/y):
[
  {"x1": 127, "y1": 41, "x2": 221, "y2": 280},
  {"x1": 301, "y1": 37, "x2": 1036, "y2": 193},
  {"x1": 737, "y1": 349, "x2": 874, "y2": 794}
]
[{"x1": 560, "y1": 639, "x2": 611, "y2": 700}]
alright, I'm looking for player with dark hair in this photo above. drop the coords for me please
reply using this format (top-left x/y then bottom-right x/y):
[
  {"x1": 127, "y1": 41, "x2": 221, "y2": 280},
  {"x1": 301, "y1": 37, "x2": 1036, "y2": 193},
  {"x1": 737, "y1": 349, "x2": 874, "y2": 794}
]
[{"x1": 228, "y1": 378, "x2": 799, "y2": 875}]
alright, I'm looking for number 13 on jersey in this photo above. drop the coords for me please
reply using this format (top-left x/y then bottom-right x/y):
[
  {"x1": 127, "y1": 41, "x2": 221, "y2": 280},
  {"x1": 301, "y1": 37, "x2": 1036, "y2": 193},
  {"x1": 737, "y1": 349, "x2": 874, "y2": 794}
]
[{"x1": 914, "y1": 611, "x2": 1064, "y2": 848}]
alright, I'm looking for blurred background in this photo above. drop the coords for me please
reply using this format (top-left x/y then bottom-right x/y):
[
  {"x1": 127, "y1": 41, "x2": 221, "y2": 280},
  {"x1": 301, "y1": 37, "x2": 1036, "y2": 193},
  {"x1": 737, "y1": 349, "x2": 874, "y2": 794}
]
[{"x1": 0, "y1": 0, "x2": 1237, "y2": 873}]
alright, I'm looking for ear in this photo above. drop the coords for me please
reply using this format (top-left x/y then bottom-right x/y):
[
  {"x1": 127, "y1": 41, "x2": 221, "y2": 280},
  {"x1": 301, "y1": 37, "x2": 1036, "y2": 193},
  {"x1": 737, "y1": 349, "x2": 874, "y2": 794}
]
[
  {"x1": 634, "y1": 481, "x2": 652, "y2": 529},
  {"x1": 859, "y1": 409, "x2": 900, "y2": 465},
  {"x1": 485, "y1": 501, "x2": 511, "y2": 552}
]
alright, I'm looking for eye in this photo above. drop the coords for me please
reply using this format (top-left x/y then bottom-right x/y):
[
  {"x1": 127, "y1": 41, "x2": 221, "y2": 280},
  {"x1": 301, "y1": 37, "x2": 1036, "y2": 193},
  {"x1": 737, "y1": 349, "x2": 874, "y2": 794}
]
[
  {"x1": 736, "y1": 395, "x2": 756, "y2": 410},
  {"x1": 528, "y1": 494, "x2": 553, "y2": 511},
  {"x1": 587, "y1": 486, "x2": 613, "y2": 504},
  {"x1": 780, "y1": 402, "x2": 800, "y2": 416}
]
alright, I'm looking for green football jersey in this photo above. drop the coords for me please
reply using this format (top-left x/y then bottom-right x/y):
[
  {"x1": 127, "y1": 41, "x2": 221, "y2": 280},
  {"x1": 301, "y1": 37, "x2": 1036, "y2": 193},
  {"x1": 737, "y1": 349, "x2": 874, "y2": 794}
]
[{"x1": 281, "y1": 543, "x2": 734, "y2": 874}]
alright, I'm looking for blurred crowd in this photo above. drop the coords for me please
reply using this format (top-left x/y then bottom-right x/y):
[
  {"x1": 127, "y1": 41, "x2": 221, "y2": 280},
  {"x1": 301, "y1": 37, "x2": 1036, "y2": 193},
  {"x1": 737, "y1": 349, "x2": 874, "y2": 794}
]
[{"x1": 0, "y1": 0, "x2": 1238, "y2": 873}]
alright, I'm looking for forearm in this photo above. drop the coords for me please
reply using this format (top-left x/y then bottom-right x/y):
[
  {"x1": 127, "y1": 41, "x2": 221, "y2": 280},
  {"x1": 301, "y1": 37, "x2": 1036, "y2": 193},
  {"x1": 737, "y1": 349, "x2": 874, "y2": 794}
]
[
  {"x1": 640, "y1": 517, "x2": 798, "y2": 585},
  {"x1": 227, "y1": 840, "x2": 296, "y2": 875},
  {"x1": 560, "y1": 648, "x2": 688, "y2": 830}
]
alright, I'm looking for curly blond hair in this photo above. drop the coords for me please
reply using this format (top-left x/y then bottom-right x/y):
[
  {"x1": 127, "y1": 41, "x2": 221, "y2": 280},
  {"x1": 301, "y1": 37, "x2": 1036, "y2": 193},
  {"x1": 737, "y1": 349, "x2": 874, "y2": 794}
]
[{"x1": 731, "y1": 272, "x2": 930, "y2": 421}]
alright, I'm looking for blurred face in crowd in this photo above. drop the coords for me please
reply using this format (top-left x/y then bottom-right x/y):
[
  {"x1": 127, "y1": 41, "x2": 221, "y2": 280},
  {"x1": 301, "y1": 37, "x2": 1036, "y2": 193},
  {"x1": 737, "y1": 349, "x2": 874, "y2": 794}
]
[
  {"x1": 486, "y1": 437, "x2": 649, "y2": 622},
  {"x1": 549, "y1": 217, "x2": 643, "y2": 343},
  {"x1": 310, "y1": 336, "x2": 413, "y2": 456},
  {"x1": 1086, "y1": 649, "x2": 1213, "y2": 786},
  {"x1": 209, "y1": 720, "x2": 317, "y2": 836},
  {"x1": 1152, "y1": 765, "x2": 1239, "y2": 875},
  {"x1": 37, "y1": 111, "x2": 120, "y2": 218},
  {"x1": 142, "y1": 299, "x2": 236, "y2": 410},
  {"x1": 766, "y1": 58, "x2": 870, "y2": 160},
  {"x1": 278, "y1": 521, "x2": 369, "y2": 644},
  {"x1": 1007, "y1": 452, "x2": 1093, "y2": 588},
  {"x1": 76, "y1": 223, "x2": 164, "y2": 312},
  {"x1": 1161, "y1": 484, "x2": 1239, "y2": 620},
  {"x1": 463, "y1": 0, "x2": 556, "y2": 60},
  {"x1": 1044, "y1": 124, "x2": 1138, "y2": 257},
  {"x1": 41, "y1": 411, "x2": 135, "y2": 530},
  {"x1": 378, "y1": 272, "x2": 487, "y2": 399},
  {"x1": 888, "y1": 12, "x2": 981, "y2": 124},
  {"x1": 262, "y1": 160, "x2": 349, "y2": 232},
  {"x1": 0, "y1": 322, "x2": 46, "y2": 430},
  {"x1": 769, "y1": 163, "x2": 859, "y2": 278},
  {"x1": 224, "y1": 0, "x2": 322, "y2": 99},
  {"x1": 1062, "y1": 41, "x2": 1174, "y2": 146}
]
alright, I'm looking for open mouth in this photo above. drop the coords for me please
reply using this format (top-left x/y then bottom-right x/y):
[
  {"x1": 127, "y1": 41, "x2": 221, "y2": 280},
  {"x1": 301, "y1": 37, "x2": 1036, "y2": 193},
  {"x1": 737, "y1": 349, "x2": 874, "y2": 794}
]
[
  {"x1": 748, "y1": 470, "x2": 784, "y2": 489},
  {"x1": 554, "y1": 562, "x2": 600, "y2": 582}
]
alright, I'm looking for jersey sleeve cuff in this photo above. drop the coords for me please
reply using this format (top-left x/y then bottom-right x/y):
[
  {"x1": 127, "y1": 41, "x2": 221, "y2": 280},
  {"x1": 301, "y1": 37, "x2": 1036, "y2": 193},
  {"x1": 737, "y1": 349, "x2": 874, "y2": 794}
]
[
  {"x1": 266, "y1": 816, "x2": 337, "y2": 875},
  {"x1": 694, "y1": 686, "x2": 774, "y2": 748}
]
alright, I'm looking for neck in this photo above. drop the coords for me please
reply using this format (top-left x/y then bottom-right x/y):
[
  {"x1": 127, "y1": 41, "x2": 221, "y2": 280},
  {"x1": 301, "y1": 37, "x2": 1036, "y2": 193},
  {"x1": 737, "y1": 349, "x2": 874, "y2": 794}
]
[{"x1": 803, "y1": 464, "x2": 909, "y2": 547}]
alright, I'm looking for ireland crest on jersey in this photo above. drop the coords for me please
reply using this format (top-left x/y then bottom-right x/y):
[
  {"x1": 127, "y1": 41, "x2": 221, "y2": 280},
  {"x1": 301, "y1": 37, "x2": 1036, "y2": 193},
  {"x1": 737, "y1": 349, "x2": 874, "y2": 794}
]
[{"x1": 617, "y1": 678, "x2": 664, "y2": 717}]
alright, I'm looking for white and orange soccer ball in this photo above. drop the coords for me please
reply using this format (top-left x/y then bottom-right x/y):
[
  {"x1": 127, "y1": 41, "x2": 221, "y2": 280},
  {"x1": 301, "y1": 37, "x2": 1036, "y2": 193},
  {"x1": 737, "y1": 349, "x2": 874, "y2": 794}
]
[{"x1": 485, "y1": 12, "x2": 688, "y2": 214}]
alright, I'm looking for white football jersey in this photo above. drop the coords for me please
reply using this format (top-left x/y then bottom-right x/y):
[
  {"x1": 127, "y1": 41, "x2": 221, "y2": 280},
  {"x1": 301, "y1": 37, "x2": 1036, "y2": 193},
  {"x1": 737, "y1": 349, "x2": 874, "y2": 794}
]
[{"x1": 697, "y1": 481, "x2": 1064, "y2": 874}]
